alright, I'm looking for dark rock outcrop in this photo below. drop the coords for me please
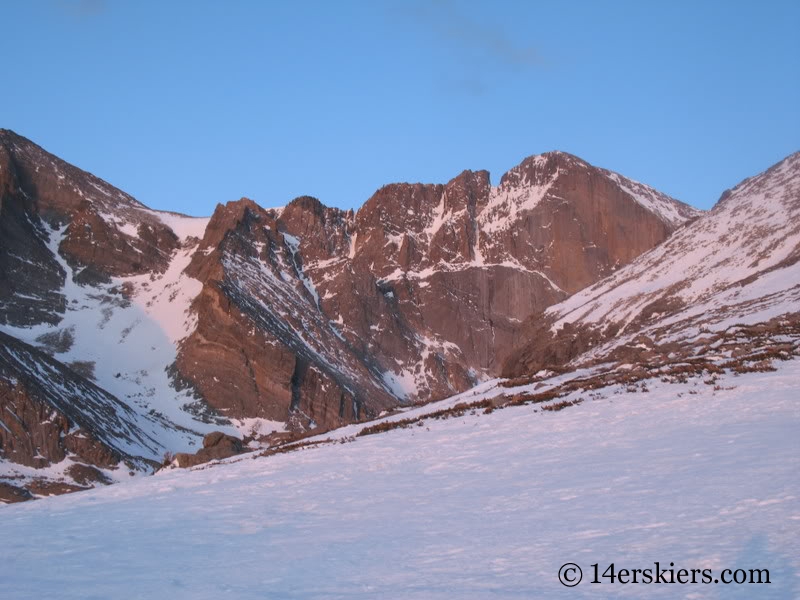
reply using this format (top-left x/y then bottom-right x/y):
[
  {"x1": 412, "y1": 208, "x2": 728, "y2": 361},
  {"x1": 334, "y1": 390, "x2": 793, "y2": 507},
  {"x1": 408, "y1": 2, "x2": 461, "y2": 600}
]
[
  {"x1": 64, "y1": 463, "x2": 113, "y2": 486},
  {"x1": 0, "y1": 129, "x2": 180, "y2": 329},
  {"x1": 174, "y1": 431, "x2": 244, "y2": 468},
  {"x1": 0, "y1": 481, "x2": 34, "y2": 503},
  {"x1": 0, "y1": 330, "x2": 161, "y2": 471}
]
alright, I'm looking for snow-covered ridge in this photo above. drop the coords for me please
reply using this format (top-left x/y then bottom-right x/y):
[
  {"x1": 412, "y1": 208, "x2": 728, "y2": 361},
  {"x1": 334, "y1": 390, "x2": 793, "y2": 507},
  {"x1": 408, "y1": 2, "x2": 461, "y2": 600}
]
[
  {"x1": 478, "y1": 159, "x2": 560, "y2": 234},
  {"x1": 546, "y1": 152, "x2": 800, "y2": 358},
  {"x1": 603, "y1": 170, "x2": 700, "y2": 227},
  {"x1": 355, "y1": 151, "x2": 698, "y2": 282},
  {"x1": 474, "y1": 151, "x2": 697, "y2": 238}
]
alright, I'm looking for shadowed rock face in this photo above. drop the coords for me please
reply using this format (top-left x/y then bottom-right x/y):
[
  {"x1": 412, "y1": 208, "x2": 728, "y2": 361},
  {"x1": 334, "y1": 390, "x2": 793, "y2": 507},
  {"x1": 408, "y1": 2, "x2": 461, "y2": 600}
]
[
  {"x1": 0, "y1": 130, "x2": 179, "y2": 327},
  {"x1": 0, "y1": 482, "x2": 33, "y2": 503},
  {"x1": 0, "y1": 331, "x2": 161, "y2": 470},
  {"x1": 0, "y1": 139, "x2": 66, "y2": 327},
  {"x1": 1, "y1": 129, "x2": 699, "y2": 497}
]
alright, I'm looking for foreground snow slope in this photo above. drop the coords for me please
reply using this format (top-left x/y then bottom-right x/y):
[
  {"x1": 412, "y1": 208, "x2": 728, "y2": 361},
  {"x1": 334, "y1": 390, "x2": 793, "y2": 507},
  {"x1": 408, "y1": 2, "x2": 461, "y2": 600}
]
[{"x1": 1, "y1": 359, "x2": 798, "y2": 599}]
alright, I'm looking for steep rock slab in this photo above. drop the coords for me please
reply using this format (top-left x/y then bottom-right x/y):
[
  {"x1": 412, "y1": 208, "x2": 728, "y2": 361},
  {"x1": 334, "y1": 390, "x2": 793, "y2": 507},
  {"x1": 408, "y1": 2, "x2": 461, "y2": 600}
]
[
  {"x1": 299, "y1": 152, "x2": 697, "y2": 388},
  {"x1": 1, "y1": 129, "x2": 698, "y2": 447},
  {"x1": 504, "y1": 152, "x2": 800, "y2": 376},
  {"x1": 178, "y1": 199, "x2": 397, "y2": 430},
  {"x1": 0, "y1": 330, "x2": 160, "y2": 471},
  {"x1": 171, "y1": 153, "x2": 697, "y2": 429}
]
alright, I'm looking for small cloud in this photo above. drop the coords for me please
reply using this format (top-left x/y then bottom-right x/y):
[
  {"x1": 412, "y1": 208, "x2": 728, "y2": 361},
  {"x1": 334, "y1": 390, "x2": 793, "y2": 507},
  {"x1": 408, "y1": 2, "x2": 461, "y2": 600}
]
[
  {"x1": 437, "y1": 2, "x2": 545, "y2": 70},
  {"x1": 399, "y1": 0, "x2": 546, "y2": 71},
  {"x1": 54, "y1": 0, "x2": 108, "y2": 18},
  {"x1": 394, "y1": 0, "x2": 545, "y2": 97}
]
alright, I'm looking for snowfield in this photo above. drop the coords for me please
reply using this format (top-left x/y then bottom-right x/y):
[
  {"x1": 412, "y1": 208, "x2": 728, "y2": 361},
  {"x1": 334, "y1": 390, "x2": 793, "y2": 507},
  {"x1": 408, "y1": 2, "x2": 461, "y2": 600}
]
[
  {"x1": 1, "y1": 359, "x2": 798, "y2": 599},
  {"x1": 0, "y1": 216, "x2": 240, "y2": 467}
]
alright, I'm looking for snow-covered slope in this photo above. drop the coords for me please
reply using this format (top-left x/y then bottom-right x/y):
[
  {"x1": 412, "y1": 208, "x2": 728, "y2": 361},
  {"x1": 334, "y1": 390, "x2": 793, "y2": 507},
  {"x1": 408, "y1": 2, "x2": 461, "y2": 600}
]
[
  {"x1": 559, "y1": 153, "x2": 798, "y2": 337},
  {"x1": 0, "y1": 330, "x2": 163, "y2": 465},
  {"x1": 1, "y1": 352, "x2": 798, "y2": 599},
  {"x1": 506, "y1": 152, "x2": 800, "y2": 377},
  {"x1": 0, "y1": 214, "x2": 236, "y2": 456},
  {"x1": 2, "y1": 132, "x2": 797, "y2": 596},
  {"x1": 0, "y1": 206, "x2": 248, "y2": 493}
]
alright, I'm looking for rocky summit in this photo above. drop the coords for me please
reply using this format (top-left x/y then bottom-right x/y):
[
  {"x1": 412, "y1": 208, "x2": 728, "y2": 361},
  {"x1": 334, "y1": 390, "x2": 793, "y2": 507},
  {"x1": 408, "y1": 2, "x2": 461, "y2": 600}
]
[
  {"x1": 504, "y1": 151, "x2": 800, "y2": 378},
  {"x1": 0, "y1": 128, "x2": 699, "y2": 496}
]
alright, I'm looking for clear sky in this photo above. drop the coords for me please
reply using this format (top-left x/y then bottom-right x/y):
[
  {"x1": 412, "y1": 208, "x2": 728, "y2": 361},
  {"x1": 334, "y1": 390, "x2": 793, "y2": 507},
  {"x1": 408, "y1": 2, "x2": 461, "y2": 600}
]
[{"x1": 2, "y1": 0, "x2": 798, "y2": 215}]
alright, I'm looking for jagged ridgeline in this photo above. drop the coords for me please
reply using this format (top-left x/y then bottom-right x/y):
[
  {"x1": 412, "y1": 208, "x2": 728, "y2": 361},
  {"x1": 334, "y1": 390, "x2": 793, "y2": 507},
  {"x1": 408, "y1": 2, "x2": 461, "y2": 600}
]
[{"x1": 1, "y1": 128, "x2": 700, "y2": 495}]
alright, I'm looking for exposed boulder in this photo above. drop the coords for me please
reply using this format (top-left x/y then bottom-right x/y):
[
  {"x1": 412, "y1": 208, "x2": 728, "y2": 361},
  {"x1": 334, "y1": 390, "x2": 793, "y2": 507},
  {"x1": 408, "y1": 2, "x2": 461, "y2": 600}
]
[
  {"x1": 0, "y1": 482, "x2": 33, "y2": 504},
  {"x1": 64, "y1": 463, "x2": 113, "y2": 486},
  {"x1": 174, "y1": 431, "x2": 244, "y2": 468}
]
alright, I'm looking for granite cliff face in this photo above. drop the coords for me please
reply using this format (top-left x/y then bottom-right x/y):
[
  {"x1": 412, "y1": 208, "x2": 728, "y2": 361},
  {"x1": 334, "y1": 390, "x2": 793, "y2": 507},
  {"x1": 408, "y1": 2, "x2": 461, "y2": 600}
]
[
  {"x1": 170, "y1": 150, "x2": 698, "y2": 430},
  {"x1": 503, "y1": 152, "x2": 800, "y2": 377},
  {"x1": 0, "y1": 129, "x2": 699, "y2": 497}
]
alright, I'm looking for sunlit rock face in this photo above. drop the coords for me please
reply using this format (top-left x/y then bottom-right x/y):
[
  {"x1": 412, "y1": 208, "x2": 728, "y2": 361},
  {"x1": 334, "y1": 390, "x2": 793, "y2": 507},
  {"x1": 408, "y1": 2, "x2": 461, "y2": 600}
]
[{"x1": 0, "y1": 129, "x2": 698, "y2": 497}]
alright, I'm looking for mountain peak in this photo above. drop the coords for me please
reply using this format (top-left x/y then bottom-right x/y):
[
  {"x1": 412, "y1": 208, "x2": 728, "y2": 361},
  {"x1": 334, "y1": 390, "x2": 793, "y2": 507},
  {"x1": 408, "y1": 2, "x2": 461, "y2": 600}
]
[
  {"x1": 0, "y1": 127, "x2": 26, "y2": 144},
  {"x1": 0, "y1": 133, "x2": 725, "y2": 498},
  {"x1": 714, "y1": 150, "x2": 800, "y2": 212},
  {"x1": 0, "y1": 127, "x2": 145, "y2": 221},
  {"x1": 505, "y1": 150, "x2": 800, "y2": 377}
]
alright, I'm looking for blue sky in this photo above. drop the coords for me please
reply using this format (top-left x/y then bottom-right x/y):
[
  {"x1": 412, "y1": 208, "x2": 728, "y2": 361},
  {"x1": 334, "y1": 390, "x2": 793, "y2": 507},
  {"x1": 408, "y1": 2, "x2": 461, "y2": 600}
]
[{"x1": 2, "y1": 0, "x2": 798, "y2": 215}]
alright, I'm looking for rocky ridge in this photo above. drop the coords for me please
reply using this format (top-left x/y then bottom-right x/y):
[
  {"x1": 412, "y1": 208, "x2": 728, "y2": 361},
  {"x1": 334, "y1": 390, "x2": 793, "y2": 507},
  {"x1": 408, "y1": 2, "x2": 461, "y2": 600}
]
[
  {"x1": 504, "y1": 152, "x2": 800, "y2": 377},
  {"x1": 0, "y1": 128, "x2": 698, "y2": 498}
]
